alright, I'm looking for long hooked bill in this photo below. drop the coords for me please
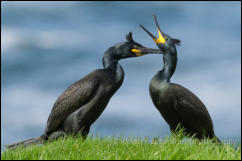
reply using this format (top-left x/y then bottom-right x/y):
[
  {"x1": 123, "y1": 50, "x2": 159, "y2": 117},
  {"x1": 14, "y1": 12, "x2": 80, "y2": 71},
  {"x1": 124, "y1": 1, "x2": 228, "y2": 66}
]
[
  {"x1": 140, "y1": 15, "x2": 166, "y2": 44},
  {"x1": 132, "y1": 47, "x2": 162, "y2": 56},
  {"x1": 139, "y1": 47, "x2": 162, "y2": 54}
]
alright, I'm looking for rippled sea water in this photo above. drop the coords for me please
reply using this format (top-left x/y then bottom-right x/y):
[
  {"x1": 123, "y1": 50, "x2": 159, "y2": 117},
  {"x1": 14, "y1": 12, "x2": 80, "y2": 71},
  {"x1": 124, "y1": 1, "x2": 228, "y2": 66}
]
[{"x1": 1, "y1": 1, "x2": 241, "y2": 150}]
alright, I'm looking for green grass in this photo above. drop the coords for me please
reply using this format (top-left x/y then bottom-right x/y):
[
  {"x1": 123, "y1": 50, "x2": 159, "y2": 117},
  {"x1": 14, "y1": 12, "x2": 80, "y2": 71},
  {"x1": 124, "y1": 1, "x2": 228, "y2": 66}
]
[{"x1": 1, "y1": 132, "x2": 241, "y2": 160}]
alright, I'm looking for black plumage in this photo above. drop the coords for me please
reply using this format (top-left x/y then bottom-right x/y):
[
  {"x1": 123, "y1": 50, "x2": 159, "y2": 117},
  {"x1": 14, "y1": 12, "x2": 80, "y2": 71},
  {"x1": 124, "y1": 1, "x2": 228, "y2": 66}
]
[
  {"x1": 140, "y1": 15, "x2": 220, "y2": 142},
  {"x1": 5, "y1": 32, "x2": 161, "y2": 149}
]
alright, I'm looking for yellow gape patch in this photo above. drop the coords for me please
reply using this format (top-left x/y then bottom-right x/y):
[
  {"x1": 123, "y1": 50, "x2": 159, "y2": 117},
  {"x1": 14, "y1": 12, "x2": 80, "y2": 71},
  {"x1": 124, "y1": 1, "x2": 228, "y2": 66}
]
[
  {"x1": 131, "y1": 49, "x2": 143, "y2": 56},
  {"x1": 131, "y1": 49, "x2": 141, "y2": 53},
  {"x1": 156, "y1": 30, "x2": 166, "y2": 44}
]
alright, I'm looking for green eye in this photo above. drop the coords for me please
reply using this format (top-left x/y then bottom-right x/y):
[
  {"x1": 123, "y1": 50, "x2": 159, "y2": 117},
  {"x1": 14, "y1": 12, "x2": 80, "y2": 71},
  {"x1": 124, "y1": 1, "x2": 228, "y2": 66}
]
[{"x1": 133, "y1": 45, "x2": 139, "y2": 49}]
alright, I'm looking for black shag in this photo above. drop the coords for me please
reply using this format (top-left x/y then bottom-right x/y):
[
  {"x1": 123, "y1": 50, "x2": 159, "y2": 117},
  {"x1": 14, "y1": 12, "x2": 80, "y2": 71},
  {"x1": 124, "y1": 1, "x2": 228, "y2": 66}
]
[
  {"x1": 140, "y1": 15, "x2": 220, "y2": 142},
  {"x1": 5, "y1": 32, "x2": 161, "y2": 149}
]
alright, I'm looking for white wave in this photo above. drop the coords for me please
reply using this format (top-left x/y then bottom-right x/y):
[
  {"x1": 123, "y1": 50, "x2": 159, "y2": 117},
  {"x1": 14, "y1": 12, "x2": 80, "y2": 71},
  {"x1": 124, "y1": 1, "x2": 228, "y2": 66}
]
[
  {"x1": 1, "y1": 86, "x2": 57, "y2": 130},
  {"x1": 1, "y1": 22, "x2": 131, "y2": 54},
  {"x1": 1, "y1": 28, "x2": 22, "y2": 52}
]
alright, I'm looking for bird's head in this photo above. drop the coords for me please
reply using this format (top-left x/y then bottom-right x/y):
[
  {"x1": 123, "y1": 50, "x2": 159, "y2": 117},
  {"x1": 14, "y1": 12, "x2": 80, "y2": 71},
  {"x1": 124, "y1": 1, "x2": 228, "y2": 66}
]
[
  {"x1": 110, "y1": 32, "x2": 161, "y2": 60},
  {"x1": 140, "y1": 15, "x2": 181, "y2": 54}
]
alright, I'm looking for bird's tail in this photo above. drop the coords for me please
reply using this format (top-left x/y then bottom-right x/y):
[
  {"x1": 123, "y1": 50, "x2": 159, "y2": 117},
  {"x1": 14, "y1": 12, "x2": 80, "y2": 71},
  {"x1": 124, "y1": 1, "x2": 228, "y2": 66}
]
[{"x1": 5, "y1": 136, "x2": 44, "y2": 150}]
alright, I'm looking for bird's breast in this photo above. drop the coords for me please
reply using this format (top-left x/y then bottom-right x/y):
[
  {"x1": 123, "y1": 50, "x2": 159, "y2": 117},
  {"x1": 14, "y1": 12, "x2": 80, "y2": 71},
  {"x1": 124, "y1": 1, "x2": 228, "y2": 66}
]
[
  {"x1": 150, "y1": 78, "x2": 169, "y2": 95},
  {"x1": 149, "y1": 78, "x2": 174, "y2": 105}
]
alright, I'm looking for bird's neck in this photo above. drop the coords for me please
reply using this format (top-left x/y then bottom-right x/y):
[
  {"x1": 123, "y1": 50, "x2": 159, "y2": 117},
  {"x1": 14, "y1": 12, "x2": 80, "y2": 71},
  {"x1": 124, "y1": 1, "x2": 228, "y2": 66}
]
[
  {"x1": 102, "y1": 50, "x2": 124, "y2": 83},
  {"x1": 103, "y1": 51, "x2": 118, "y2": 69},
  {"x1": 157, "y1": 50, "x2": 177, "y2": 83}
]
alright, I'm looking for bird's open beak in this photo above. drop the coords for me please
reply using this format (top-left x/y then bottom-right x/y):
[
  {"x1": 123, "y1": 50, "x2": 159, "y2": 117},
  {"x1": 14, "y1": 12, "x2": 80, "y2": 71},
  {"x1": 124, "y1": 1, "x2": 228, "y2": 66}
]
[
  {"x1": 140, "y1": 15, "x2": 166, "y2": 44},
  {"x1": 131, "y1": 47, "x2": 161, "y2": 56}
]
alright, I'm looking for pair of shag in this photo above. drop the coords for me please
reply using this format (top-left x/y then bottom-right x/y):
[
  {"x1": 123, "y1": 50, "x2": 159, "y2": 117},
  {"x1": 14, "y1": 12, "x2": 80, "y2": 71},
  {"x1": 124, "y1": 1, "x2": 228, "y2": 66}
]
[{"x1": 6, "y1": 15, "x2": 220, "y2": 149}]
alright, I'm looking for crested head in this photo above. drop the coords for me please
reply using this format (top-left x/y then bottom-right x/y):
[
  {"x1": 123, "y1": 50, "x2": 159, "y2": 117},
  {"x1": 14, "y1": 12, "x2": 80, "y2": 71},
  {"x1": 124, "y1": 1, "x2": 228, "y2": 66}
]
[
  {"x1": 105, "y1": 32, "x2": 161, "y2": 60},
  {"x1": 102, "y1": 32, "x2": 161, "y2": 68}
]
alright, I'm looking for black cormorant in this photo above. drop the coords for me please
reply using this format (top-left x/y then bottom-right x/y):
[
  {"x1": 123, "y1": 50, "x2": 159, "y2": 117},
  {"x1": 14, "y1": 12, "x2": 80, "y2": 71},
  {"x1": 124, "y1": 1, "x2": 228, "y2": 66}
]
[
  {"x1": 5, "y1": 32, "x2": 161, "y2": 149},
  {"x1": 140, "y1": 15, "x2": 221, "y2": 142}
]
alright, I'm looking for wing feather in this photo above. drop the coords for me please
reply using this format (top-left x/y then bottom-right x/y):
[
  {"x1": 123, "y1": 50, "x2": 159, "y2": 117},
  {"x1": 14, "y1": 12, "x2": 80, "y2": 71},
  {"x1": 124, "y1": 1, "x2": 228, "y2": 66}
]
[
  {"x1": 45, "y1": 70, "x2": 101, "y2": 135},
  {"x1": 171, "y1": 83, "x2": 214, "y2": 135}
]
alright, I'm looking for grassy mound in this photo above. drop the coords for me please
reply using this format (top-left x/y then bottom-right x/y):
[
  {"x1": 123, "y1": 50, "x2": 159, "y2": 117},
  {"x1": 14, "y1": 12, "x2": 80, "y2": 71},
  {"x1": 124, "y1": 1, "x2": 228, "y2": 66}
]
[{"x1": 1, "y1": 133, "x2": 241, "y2": 160}]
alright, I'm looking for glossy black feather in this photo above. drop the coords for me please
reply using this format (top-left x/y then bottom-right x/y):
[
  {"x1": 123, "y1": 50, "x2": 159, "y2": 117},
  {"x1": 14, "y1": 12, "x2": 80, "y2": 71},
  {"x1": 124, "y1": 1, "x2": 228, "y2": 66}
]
[
  {"x1": 149, "y1": 80, "x2": 216, "y2": 139},
  {"x1": 45, "y1": 69, "x2": 107, "y2": 136},
  {"x1": 142, "y1": 15, "x2": 220, "y2": 142}
]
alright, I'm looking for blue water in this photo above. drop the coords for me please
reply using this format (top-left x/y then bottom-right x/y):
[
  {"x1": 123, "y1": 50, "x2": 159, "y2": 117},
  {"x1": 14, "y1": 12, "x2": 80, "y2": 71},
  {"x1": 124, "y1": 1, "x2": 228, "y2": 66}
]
[{"x1": 1, "y1": 2, "x2": 241, "y2": 150}]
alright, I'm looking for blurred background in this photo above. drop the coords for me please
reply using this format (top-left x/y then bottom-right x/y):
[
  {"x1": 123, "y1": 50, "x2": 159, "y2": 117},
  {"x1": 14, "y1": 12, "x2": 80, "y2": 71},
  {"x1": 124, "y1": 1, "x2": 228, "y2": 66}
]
[{"x1": 1, "y1": 1, "x2": 241, "y2": 150}]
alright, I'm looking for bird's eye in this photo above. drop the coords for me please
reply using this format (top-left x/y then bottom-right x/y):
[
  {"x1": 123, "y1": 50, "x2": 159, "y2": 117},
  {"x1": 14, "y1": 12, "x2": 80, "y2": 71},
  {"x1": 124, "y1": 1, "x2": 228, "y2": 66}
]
[{"x1": 133, "y1": 45, "x2": 139, "y2": 49}]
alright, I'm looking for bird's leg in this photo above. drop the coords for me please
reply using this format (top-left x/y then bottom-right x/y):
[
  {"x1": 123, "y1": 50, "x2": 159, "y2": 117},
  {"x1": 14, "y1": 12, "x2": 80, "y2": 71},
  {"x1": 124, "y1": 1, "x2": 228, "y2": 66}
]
[
  {"x1": 48, "y1": 130, "x2": 67, "y2": 142},
  {"x1": 79, "y1": 126, "x2": 90, "y2": 140},
  {"x1": 170, "y1": 123, "x2": 183, "y2": 133}
]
